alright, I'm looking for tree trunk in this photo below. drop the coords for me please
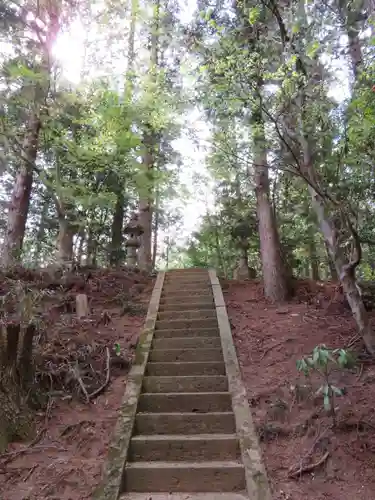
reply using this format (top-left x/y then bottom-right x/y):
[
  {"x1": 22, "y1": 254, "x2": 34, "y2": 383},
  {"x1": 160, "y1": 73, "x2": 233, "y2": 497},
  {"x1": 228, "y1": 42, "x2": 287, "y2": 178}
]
[
  {"x1": 253, "y1": 96, "x2": 290, "y2": 301},
  {"x1": 301, "y1": 135, "x2": 375, "y2": 353},
  {"x1": 56, "y1": 217, "x2": 75, "y2": 265},
  {"x1": 110, "y1": 192, "x2": 125, "y2": 266},
  {"x1": 86, "y1": 225, "x2": 97, "y2": 266},
  {"x1": 1, "y1": 10, "x2": 60, "y2": 269},
  {"x1": 76, "y1": 229, "x2": 85, "y2": 265},
  {"x1": 0, "y1": 324, "x2": 36, "y2": 452},
  {"x1": 335, "y1": 0, "x2": 365, "y2": 78},
  {"x1": 138, "y1": 194, "x2": 153, "y2": 272},
  {"x1": 152, "y1": 199, "x2": 160, "y2": 270},
  {"x1": 138, "y1": 0, "x2": 160, "y2": 273},
  {"x1": 325, "y1": 240, "x2": 338, "y2": 280},
  {"x1": 308, "y1": 237, "x2": 320, "y2": 281},
  {"x1": 1, "y1": 115, "x2": 41, "y2": 268},
  {"x1": 33, "y1": 193, "x2": 50, "y2": 266}
]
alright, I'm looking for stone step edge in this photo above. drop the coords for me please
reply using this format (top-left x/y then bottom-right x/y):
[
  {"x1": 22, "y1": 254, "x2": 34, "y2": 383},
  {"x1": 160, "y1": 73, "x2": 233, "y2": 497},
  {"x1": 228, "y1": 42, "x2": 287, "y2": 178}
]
[
  {"x1": 120, "y1": 494, "x2": 248, "y2": 500},
  {"x1": 208, "y1": 269, "x2": 272, "y2": 500},
  {"x1": 143, "y1": 375, "x2": 227, "y2": 381},
  {"x1": 152, "y1": 336, "x2": 221, "y2": 343},
  {"x1": 126, "y1": 460, "x2": 244, "y2": 468},
  {"x1": 131, "y1": 433, "x2": 238, "y2": 441}
]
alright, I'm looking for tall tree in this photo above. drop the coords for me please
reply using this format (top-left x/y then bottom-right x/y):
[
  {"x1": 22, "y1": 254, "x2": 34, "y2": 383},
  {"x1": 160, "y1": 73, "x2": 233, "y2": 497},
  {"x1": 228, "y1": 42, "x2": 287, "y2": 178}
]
[{"x1": 0, "y1": 1, "x2": 62, "y2": 267}]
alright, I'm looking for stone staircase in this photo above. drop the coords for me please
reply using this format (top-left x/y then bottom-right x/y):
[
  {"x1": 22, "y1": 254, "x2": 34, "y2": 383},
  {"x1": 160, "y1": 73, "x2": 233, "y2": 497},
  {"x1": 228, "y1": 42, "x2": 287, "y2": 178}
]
[{"x1": 94, "y1": 269, "x2": 270, "y2": 500}]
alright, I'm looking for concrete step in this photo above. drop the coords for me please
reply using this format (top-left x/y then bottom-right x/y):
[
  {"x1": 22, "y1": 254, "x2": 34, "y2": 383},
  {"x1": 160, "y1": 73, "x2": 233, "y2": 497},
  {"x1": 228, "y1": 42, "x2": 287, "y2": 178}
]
[
  {"x1": 165, "y1": 271, "x2": 209, "y2": 278},
  {"x1": 121, "y1": 493, "x2": 248, "y2": 500},
  {"x1": 160, "y1": 292, "x2": 213, "y2": 303},
  {"x1": 152, "y1": 337, "x2": 221, "y2": 350},
  {"x1": 163, "y1": 279, "x2": 211, "y2": 286},
  {"x1": 153, "y1": 327, "x2": 219, "y2": 339},
  {"x1": 124, "y1": 461, "x2": 245, "y2": 492},
  {"x1": 145, "y1": 362, "x2": 226, "y2": 377},
  {"x1": 135, "y1": 412, "x2": 236, "y2": 435},
  {"x1": 159, "y1": 301, "x2": 215, "y2": 312},
  {"x1": 129, "y1": 434, "x2": 241, "y2": 461},
  {"x1": 142, "y1": 375, "x2": 228, "y2": 393},
  {"x1": 158, "y1": 310, "x2": 216, "y2": 321},
  {"x1": 138, "y1": 392, "x2": 232, "y2": 413},
  {"x1": 155, "y1": 318, "x2": 218, "y2": 331},
  {"x1": 162, "y1": 285, "x2": 212, "y2": 294},
  {"x1": 149, "y1": 348, "x2": 223, "y2": 362}
]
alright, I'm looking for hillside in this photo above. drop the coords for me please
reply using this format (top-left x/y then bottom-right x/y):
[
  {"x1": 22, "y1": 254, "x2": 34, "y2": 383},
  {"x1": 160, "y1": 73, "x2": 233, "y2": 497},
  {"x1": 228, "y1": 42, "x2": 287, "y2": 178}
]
[
  {"x1": 225, "y1": 280, "x2": 375, "y2": 500},
  {"x1": 0, "y1": 267, "x2": 153, "y2": 500}
]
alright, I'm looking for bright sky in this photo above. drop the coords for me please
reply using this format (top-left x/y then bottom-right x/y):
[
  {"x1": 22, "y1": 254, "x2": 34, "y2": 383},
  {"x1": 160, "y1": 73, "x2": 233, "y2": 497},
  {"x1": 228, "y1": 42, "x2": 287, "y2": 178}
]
[
  {"x1": 53, "y1": 2, "x2": 215, "y2": 260},
  {"x1": 48, "y1": 2, "x2": 353, "y2": 264}
]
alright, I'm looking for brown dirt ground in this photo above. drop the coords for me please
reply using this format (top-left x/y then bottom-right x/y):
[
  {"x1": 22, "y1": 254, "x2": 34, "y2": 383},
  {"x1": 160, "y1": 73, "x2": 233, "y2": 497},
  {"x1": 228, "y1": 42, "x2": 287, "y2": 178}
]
[
  {"x1": 224, "y1": 279, "x2": 375, "y2": 500},
  {"x1": 0, "y1": 267, "x2": 154, "y2": 500}
]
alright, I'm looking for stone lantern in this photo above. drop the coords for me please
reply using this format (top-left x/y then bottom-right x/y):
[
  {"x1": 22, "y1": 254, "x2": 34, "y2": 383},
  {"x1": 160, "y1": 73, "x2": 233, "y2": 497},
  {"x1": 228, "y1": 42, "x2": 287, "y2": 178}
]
[{"x1": 124, "y1": 212, "x2": 144, "y2": 268}]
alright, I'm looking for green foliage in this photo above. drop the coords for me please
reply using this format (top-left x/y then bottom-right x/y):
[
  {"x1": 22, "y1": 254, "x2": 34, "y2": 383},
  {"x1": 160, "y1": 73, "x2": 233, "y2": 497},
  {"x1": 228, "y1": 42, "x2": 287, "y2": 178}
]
[{"x1": 297, "y1": 345, "x2": 356, "y2": 425}]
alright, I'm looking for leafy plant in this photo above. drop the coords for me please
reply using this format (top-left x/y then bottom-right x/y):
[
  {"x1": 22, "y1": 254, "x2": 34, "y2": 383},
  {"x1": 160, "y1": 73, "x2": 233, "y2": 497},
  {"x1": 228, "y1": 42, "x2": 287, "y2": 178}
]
[
  {"x1": 114, "y1": 343, "x2": 121, "y2": 356},
  {"x1": 296, "y1": 345, "x2": 356, "y2": 426}
]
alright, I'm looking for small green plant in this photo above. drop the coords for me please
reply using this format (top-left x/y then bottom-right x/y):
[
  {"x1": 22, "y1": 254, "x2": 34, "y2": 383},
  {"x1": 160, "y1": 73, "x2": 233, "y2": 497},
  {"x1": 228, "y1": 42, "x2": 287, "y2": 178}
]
[
  {"x1": 296, "y1": 344, "x2": 356, "y2": 426},
  {"x1": 114, "y1": 343, "x2": 121, "y2": 356}
]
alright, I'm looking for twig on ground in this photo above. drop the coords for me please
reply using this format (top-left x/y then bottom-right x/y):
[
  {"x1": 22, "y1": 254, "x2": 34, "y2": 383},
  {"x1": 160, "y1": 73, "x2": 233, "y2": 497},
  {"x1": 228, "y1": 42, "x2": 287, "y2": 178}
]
[
  {"x1": 71, "y1": 347, "x2": 110, "y2": 403},
  {"x1": 73, "y1": 364, "x2": 90, "y2": 403},
  {"x1": 346, "y1": 334, "x2": 361, "y2": 348},
  {"x1": 357, "y1": 363, "x2": 364, "y2": 380},
  {"x1": 0, "y1": 437, "x2": 65, "y2": 466},
  {"x1": 0, "y1": 429, "x2": 45, "y2": 464},
  {"x1": 287, "y1": 451, "x2": 329, "y2": 478},
  {"x1": 260, "y1": 341, "x2": 285, "y2": 360},
  {"x1": 23, "y1": 464, "x2": 37, "y2": 482},
  {"x1": 88, "y1": 347, "x2": 111, "y2": 400},
  {"x1": 60, "y1": 419, "x2": 94, "y2": 437}
]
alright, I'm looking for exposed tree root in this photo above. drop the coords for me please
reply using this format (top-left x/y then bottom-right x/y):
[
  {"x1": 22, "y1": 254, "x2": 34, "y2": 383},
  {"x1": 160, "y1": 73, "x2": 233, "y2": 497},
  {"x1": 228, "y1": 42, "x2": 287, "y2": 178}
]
[{"x1": 287, "y1": 451, "x2": 330, "y2": 478}]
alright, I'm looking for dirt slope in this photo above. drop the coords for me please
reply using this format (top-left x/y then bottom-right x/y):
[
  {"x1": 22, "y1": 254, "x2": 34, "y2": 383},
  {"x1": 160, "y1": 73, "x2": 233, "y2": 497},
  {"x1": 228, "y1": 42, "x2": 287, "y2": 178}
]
[
  {"x1": 0, "y1": 267, "x2": 153, "y2": 500},
  {"x1": 225, "y1": 279, "x2": 375, "y2": 500}
]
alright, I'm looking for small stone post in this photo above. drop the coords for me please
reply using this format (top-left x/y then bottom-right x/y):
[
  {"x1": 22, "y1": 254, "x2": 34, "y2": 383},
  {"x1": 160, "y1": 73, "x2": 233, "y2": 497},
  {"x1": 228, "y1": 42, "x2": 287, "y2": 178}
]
[{"x1": 124, "y1": 213, "x2": 143, "y2": 268}]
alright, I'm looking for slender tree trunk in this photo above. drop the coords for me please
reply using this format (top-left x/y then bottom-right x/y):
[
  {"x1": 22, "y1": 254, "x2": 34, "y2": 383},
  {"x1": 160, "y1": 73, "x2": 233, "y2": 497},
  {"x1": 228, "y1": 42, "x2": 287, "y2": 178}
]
[
  {"x1": 33, "y1": 193, "x2": 50, "y2": 266},
  {"x1": 76, "y1": 229, "x2": 85, "y2": 265},
  {"x1": 1, "y1": 115, "x2": 40, "y2": 267},
  {"x1": 56, "y1": 216, "x2": 75, "y2": 265},
  {"x1": 325, "y1": 240, "x2": 338, "y2": 280},
  {"x1": 108, "y1": 0, "x2": 138, "y2": 267},
  {"x1": 138, "y1": 161, "x2": 153, "y2": 271},
  {"x1": 152, "y1": 194, "x2": 160, "y2": 269},
  {"x1": 110, "y1": 192, "x2": 125, "y2": 266},
  {"x1": 138, "y1": 0, "x2": 160, "y2": 272},
  {"x1": 253, "y1": 93, "x2": 290, "y2": 301},
  {"x1": 335, "y1": 0, "x2": 365, "y2": 78},
  {"x1": 86, "y1": 227, "x2": 97, "y2": 267},
  {"x1": 301, "y1": 132, "x2": 375, "y2": 352},
  {"x1": 308, "y1": 236, "x2": 320, "y2": 281},
  {"x1": 1, "y1": 12, "x2": 60, "y2": 268}
]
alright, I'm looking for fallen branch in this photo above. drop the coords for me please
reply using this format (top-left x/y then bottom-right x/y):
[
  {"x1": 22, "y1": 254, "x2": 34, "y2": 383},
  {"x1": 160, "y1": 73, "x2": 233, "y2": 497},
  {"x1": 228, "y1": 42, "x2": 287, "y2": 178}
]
[
  {"x1": 87, "y1": 347, "x2": 111, "y2": 400},
  {"x1": 346, "y1": 334, "x2": 361, "y2": 349},
  {"x1": 72, "y1": 347, "x2": 111, "y2": 403},
  {"x1": 287, "y1": 451, "x2": 330, "y2": 478},
  {"x1": 260, "y1": 341, "x2": 285, "y2": 360},
  {"x1": 73, "y1": 364, "x2": 90, "y2": 403},
  {"x1": 23, "y1": 464, "x2": 37, "y2": 482}
]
